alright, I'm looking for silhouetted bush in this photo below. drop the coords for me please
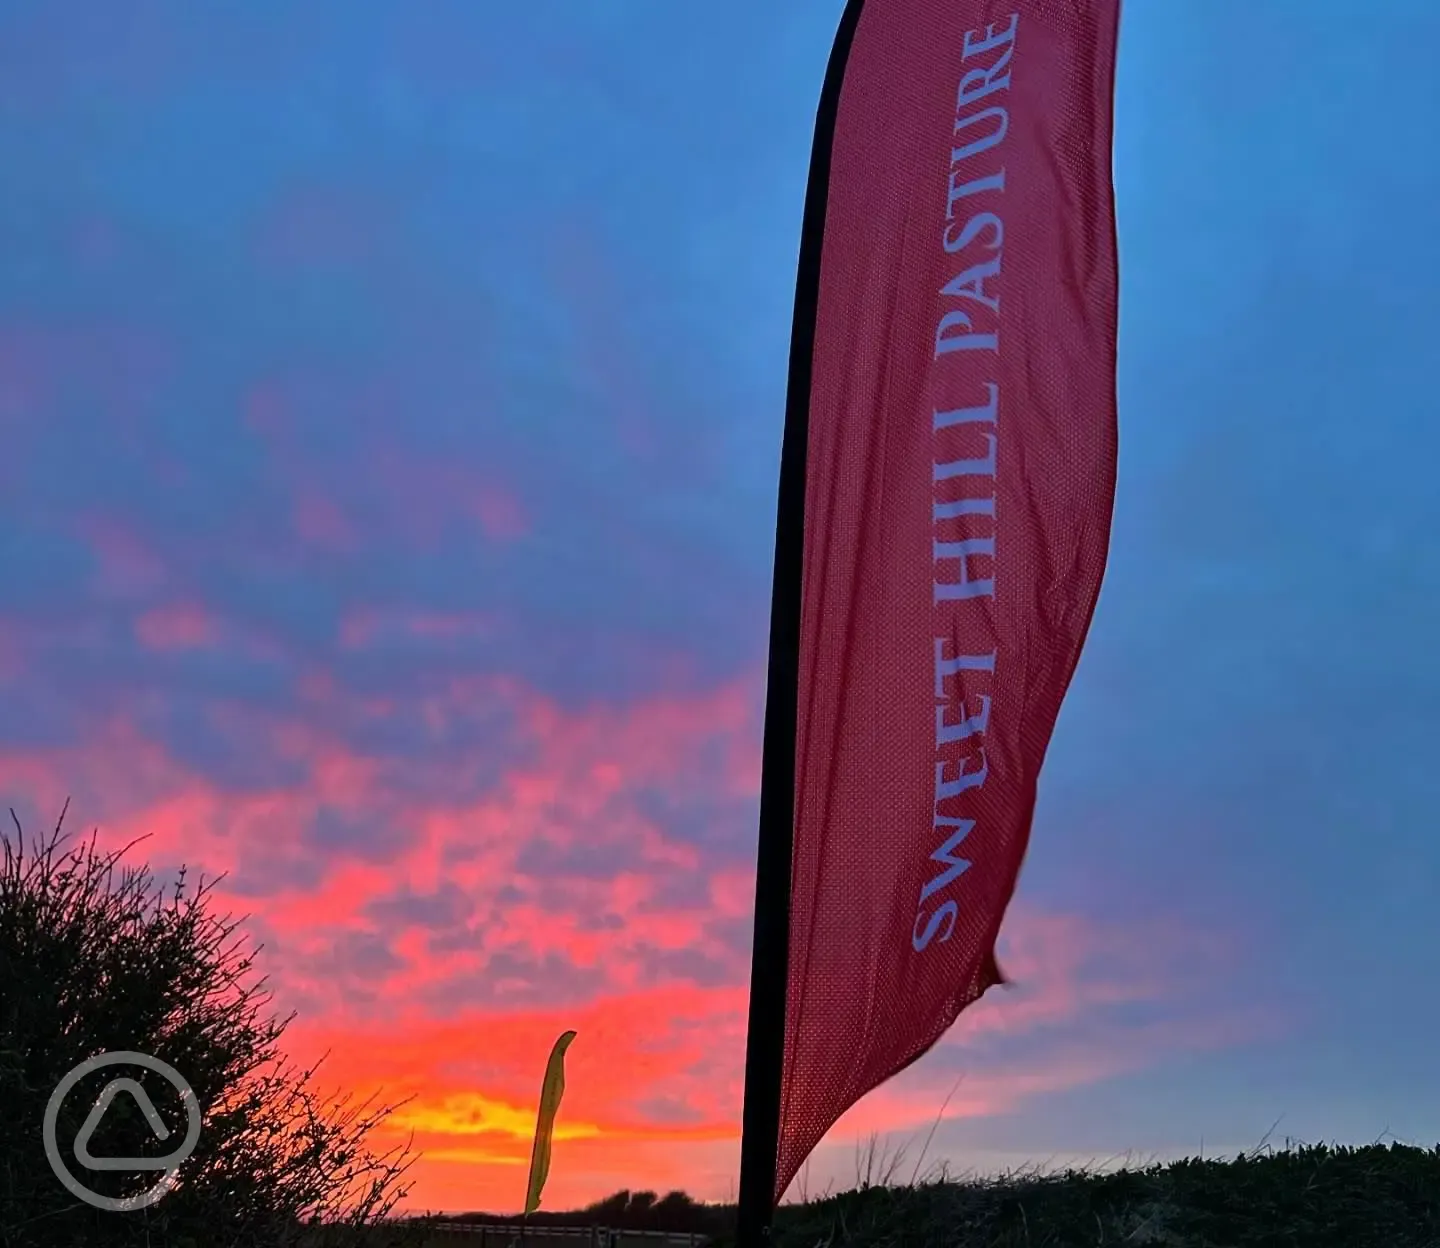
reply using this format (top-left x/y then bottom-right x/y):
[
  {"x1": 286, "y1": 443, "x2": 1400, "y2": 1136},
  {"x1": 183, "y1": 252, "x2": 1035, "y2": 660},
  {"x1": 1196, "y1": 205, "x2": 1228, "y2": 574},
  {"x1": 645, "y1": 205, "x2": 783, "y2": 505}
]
[
  {"x1": 0, "y1": 803, "x2": 420, "y2": 1248},
  {"x1": 435, "y1": 1188, "x2": 732, "y2": 1237}
]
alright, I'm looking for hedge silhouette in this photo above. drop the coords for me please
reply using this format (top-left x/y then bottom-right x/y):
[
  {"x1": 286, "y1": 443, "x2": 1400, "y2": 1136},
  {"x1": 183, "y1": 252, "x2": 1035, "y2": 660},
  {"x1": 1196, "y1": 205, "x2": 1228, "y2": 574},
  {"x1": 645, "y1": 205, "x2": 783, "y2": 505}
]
[{"x1": 0, "y1": 803, "x2": 419, "y2": 1248}]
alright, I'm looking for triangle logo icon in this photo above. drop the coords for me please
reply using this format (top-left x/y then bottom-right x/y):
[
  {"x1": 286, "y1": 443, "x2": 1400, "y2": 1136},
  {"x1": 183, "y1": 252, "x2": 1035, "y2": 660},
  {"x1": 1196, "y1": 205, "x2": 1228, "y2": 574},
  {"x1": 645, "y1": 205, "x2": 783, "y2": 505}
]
[{"x1": 73, "y1": 1078, "x2": 176, "y2": 1171}]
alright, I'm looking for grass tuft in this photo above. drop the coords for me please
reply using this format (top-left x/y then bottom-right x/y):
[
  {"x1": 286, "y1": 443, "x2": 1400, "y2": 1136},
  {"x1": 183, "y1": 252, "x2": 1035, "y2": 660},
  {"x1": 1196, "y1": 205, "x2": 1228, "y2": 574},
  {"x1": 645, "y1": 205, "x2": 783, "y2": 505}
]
[{"x1": 712, "y1": 1138, "x2": 1440, "y2": 1248}]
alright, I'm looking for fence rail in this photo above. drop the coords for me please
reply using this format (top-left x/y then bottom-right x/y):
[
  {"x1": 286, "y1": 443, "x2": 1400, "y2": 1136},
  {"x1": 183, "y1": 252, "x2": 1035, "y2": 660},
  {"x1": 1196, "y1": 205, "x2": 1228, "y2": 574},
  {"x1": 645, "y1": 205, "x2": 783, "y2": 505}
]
[{"x1": 425, "y1": 1226, "x2": 706, "y2": 1247}]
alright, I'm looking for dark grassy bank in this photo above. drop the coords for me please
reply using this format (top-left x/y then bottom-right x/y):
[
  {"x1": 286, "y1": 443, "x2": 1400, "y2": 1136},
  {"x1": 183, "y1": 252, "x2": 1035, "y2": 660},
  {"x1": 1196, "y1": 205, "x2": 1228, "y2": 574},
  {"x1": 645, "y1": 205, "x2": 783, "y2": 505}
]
[
  {"x1": 702, "y1": 1141, "x2": 1440, "y2": 1248},
  {"x1": 388, "y1": 1141, "x2": 1440, "y2": 1247}
]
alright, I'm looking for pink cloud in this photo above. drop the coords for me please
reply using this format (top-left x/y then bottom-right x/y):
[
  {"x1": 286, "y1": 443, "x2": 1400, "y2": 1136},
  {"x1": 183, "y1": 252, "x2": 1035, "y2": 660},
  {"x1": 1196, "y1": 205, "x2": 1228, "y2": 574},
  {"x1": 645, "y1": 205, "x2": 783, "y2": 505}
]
[
  {"x1": 68, "y1": 216, "x2": 125, "y2": 270},
  {"x1": 819, "y1": 991, "x2": 1287, "y2": 1153},
  {"x1": 75, "y1": 513, "x2": 170, "y2": 597},
  {"x1": 361, "y1": 445, "x2": 529, "y2": 547},
  {"x1": 243, "y1": 383, "x2": 289, "y2": 439},
  {"x1": 337, "y1": 607, "x2": 500, "y2": 650},
  {"x1": 134, "y1": 602, "x2": 215, "y2": 650},
  {"x1": 251, "y1": 183, "x2": 391, "y2": 270},
  {"x1": 0, "y1": 621, "x2": 22, "y2": 682},
  {"x1": 242, "y1": 379, "x2": 528, "y2": 548},
  {"x1": 0, "y1": 667, "x2": 1275, "y2": 1211},
  {"x1": 0, "y1": 2, "x2": 186, "y2": 108},
  {"x1": 546, "y1": 221, "x2": 728, "y2": 480},
  {"x1": 471, "y1": 486, "x2": 529, "y2": 541},
  {"x1": 0, "y1": 322, "x2": 177, "y2": 487},
  {"x1": 0, "y1": 327, "x2": 53, "y2": 438},
  {"x1": 407, "y1": 613, "x2": 494, "y2": 640},
  {"x1": 338, "y1": 611, "x2": 378, "y2": 649},
  {"x1": 292, "y1": 491, "x2": 358, "y2": 551}
]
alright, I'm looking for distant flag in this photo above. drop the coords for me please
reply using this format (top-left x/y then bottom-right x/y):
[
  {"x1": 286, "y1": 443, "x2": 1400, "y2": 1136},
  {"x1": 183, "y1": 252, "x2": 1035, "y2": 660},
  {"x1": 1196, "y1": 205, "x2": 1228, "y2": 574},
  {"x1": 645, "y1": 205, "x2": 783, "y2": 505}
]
[
  {"x1": 524, "y1": 1030, "x2": 577, "y2": 1216},
  {"x1": 737, "y1": 1, "x2": 1122, "y2": 1244}
]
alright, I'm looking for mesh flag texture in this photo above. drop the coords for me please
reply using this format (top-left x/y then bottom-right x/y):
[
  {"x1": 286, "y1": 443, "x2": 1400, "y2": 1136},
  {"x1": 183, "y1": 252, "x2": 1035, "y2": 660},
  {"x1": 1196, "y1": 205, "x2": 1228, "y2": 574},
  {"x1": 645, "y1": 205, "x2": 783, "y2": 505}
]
[{"x1": 776, "y1": 0, "x2": 1122, "y2": 1200}]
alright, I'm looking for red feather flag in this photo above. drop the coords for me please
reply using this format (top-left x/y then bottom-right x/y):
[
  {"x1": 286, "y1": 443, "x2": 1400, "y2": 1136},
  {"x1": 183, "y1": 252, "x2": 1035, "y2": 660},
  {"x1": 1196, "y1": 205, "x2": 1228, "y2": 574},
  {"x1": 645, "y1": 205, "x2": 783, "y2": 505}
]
[{"x1": 738, "y1": 2, "x2": 1123, "y2": 1239}]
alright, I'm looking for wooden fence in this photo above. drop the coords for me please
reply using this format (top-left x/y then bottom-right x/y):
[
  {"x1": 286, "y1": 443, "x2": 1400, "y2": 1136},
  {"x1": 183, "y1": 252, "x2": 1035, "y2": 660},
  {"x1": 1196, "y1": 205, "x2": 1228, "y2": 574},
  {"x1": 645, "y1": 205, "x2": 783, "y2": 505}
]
[{"x1": 424, "y1": 1226, "x2": 706, "y2": 1247}]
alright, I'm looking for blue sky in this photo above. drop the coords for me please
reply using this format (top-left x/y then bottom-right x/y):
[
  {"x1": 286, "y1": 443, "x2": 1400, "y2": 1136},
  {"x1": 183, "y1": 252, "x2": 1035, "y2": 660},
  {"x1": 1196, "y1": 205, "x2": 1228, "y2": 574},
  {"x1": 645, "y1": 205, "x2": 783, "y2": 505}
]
[{"x1": 1, "y1": 0, "x2": 1438, "y2": 1212}]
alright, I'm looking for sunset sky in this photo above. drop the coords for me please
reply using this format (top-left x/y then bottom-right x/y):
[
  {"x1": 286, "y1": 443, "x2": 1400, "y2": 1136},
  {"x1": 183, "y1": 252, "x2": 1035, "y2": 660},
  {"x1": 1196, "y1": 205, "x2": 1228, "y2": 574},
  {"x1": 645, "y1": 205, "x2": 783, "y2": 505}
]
[{"x1": 3, "y1": 0, "x2": 1439, "y2": 1217}]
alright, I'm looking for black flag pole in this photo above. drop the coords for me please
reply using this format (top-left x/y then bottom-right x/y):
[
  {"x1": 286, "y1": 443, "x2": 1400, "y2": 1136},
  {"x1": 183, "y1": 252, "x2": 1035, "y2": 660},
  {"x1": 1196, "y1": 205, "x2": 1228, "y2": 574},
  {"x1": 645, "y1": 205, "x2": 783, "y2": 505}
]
[{"x1": 734, "y1": 4, "x2": 867, "y2": 1246}]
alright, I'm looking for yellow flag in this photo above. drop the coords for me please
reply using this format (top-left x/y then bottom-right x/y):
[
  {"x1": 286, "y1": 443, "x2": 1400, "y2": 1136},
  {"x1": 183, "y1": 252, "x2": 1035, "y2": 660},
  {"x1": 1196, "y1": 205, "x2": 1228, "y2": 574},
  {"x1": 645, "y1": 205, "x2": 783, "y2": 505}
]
[{"x1": 524, "y1": 1030, "x2": 577, "y2": 1215}]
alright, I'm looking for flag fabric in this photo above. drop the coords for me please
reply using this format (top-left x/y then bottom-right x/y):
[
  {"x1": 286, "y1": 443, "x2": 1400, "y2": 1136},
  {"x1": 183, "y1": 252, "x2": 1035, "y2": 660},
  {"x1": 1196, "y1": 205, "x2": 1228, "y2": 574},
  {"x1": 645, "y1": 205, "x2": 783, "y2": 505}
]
[
  {"x1": 773, "y1": 0, "x2": 1122, "y2": 1200},
  {"x1": 524, "y1": 1029, "x2": 577, "y2": 1215}
]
